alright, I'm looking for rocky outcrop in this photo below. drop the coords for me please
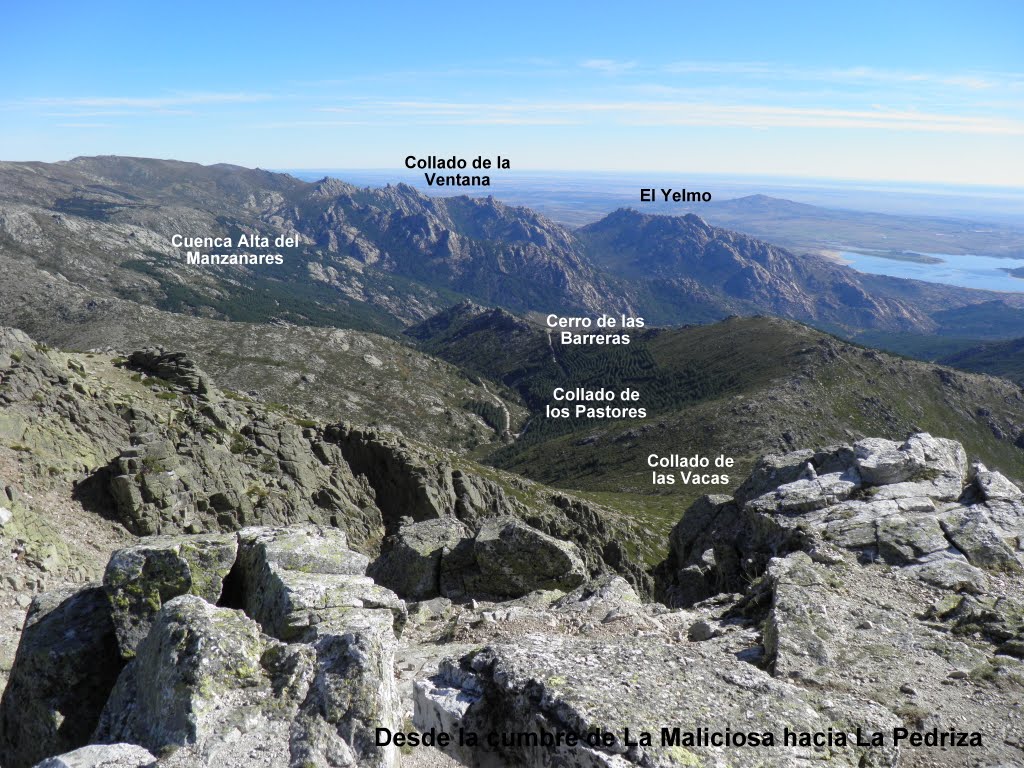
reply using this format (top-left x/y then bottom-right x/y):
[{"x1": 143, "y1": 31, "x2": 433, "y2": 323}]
[
  {"x1": 464, "y1": 516, "x2": 586, "y2": 597},
  {"x1": 11, "y1": 318, "x2": 1024, "y2": 768},
  {"x1": 656, "y1": 433, "x2": 1023, "y2": 607},
  {"x1": 33, "y1": 744, "x2": 157, "y2": 768},
  {"x1": 0, "y1": 327, "x2": 649, "y2": 608},
  {"x1": 0, "y1": 588, "x2": 123, "y2": 768},
  {"x1": 371, "y1": 515, "x2": 587, "y2": 602},
  {"x1": 333, "y1": 424, "x2": 649, "y2": 594},
  {"x1": 328, "y1": 425, "x2": 513, "y2": 529},
  {"x1": 105, "y1": 406, "x2": 383, "y2": 550},
  {"x1": 101, "y1": 534, "x2": 238, "y2": 658},
  {"x1": 407, "y1": 433, "x2": 1024, "y2": 768},
  {"x1": 235, "y1": 526, "x2": 406, "y2": 642},
  {"x1": 3, "y1": 527, "x2": 404, "y2": 768},
  {"x1": 126, "y1": 349, "x2": 211, "y2": 396},
  {"x1": 94, "y1": 595, "x2": 281, "y2": 751},
  {"x1": 90, "y1": 366, "x2": 645, "y2": 592},
  {"x1": 370, "y1": 517, "x2": 472, "y2": 600}
]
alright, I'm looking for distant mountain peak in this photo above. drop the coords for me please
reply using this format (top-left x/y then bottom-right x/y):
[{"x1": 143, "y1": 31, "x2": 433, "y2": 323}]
[
  {"x1": 722, "y1": 194, "x2": 820, "y2": 213},
  {"x1": 589, "y1": 207, "x2": 712, "y2": 235}
]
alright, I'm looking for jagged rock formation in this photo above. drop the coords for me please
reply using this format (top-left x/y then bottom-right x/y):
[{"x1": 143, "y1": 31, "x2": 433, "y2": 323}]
[
  {"x1": 411, "y1": 433, "x2": 1024, "y2": 768},
  {"x1": 3, "y1": 156, "x2": 1023, "y2": 351},
  {"x1": 0, "y1": 328, "x2": 654, "y2": 766},
  {"x1": 332, "y1": 425, "x2": 650, "y2": 595},
  {"x1": 370, "y1": 512, "x2": 589, "y2": 602},
  {"x1": 104, "y1": 393, "x2": 383, "y2": 547},
  {"x1": 370, "y1": 517, "x2": 472, "y2": 600},
  {"x1": 0, "y1": 326, "x2": 643, "y2": 589},
  {"x1": 1, "y1": 526, "x2": 405, "y2": 768},
  {"x1": 656, "y1": 432, "x2": 1024, "y2": 607},
  {"x1": 126, "y1": 349, "x2": 212, "y2": 397},
  {"x1": 580, "y1": 208, "x2": 939, "y2": 332},
  {"x1": 102, "y1": 533, "x2": 238, "y2": 658}
]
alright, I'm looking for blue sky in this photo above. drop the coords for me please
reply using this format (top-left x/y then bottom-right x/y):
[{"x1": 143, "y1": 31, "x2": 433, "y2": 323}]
[{"x1": 3, "y1": 1, "x2": 1022, "y2": 185}]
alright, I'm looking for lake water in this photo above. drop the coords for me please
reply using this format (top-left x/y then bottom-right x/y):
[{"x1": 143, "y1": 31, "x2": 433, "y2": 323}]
[{"x1": 839, "y1": 251, "x2": 1024, "y2": 293}]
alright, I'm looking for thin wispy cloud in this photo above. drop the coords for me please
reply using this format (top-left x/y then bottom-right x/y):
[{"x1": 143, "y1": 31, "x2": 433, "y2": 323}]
[
  {"x1": 361, "y1": 99, "x2": 1024, "y2": 135},
  {"x1": 261, "y1": 120, "x2": 384, "y2": 128},
  {"x1": 663, "y1": 61, "x2": 1020, "y2": 91},
  {"x1": 663, "y1": 61, "x2": 778, "y2": 76},
  {"x1": 581, "y1": 59, "x2": 637, "y2": 75},
  {"x1": 27, "y1": 92, "x2": 272, "y2": 110},
  {"x1": 41, "y1": 110, "x2": 195, "y2": 118}
]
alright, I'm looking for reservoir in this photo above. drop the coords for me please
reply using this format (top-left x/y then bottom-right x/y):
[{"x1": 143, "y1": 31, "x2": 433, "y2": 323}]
[{"x1": 839, "y1": 251, "x2": 1024, "y2": 293}]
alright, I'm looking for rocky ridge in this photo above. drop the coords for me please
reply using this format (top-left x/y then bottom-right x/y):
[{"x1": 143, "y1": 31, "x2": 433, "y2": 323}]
[
  {"x1": 577, "y1": 208, "x2": 1011, "y2": 332},
  {"x1": 0, "y1": 326, "x2": 654, "y2": 761},
  {"x1": 4, "y1": 425, "x2": 1023, "y2": 766},
  {"x1": 3, "y1": 326, "x2": 1024, "y2": 766},
  {"x1": 409, "y1": 433, "x2": 1024, "y2": 768},
  {"x1": 0, "y1": 326, "x2": 642, "y2": 574}
]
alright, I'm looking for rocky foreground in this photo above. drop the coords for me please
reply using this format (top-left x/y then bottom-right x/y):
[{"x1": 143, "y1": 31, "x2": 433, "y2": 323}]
[{"x1": 0, "y1": 328, "x2": 1023, "y2": 767}]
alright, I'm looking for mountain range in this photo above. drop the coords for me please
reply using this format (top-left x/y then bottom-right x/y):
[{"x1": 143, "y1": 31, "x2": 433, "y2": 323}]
[{"x1": 2, "y1": 156, "x2": 1023, "y2": 345}]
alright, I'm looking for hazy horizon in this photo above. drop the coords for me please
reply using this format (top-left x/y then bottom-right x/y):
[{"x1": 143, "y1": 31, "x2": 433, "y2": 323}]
[{"x1": 278, "y1": 167, "x2": 1024, "y2": 226}]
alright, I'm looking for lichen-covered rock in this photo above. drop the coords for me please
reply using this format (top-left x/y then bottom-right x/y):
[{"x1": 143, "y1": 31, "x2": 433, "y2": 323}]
[
  {"x1": 94, "y1": 596, "x2": 273, "y2": 751},
  {"x1": 290, "y1": 616, "x2": 402, "y2": 768},
  {"x1": 874, "y1": 513, "x2": 949, "y2": 565},
  {"x1": 0, "y1": 521, "x2": 409, "y2": 768},
  {"x1": 909, "y1": 556, "x2": 989, "y2": 594},
  {"x1": 553, "y1": 574, "x2": 641, "y2": 616},
  {"x1": 657, "y1": 433, "x2": 1024, "y2": 606},
  {"x1": 249, "y1": 565, "x2": 406, "y2": 642},
  {"x1": 105, "y1": 411, "x2": 384, "y2": 551},
  {"x1": 973, "y1": 467, "x2": 1023, "y2": 502},
  {"x1": 0, "y1": 587, "x2": 122, "y2": 768},
  {"x1": 102, "y1": 533, "x2": 238, "y2": 657},
  {"x1": 440, "y1": 516, "x2": 587, "y2": 600},
  {"x1": 475, "y1": 516, "x2": 586, "y2": 596},
  {"x1": 235, "y1": 526, "x2": 406, "y2": 641},
  {"x1": 856, "y1": 434, "x2": 966, "y2": 499},
  {"x1": 858, "y1": 433, "x2": 967, "y2": 501},
  {"x1": 238, "y1": 525, "x2": 368, "y2": 577},
  {"x1": 127, "y1": 348, "x2": 211, "y2": 396},
  {"x1": 745, "y1": 465, "x2": 861, "y2": 514},
  {"x1": 369, "y1": 517, "x2": 472, "y2": 600},
  {"x1": 32, "y1": 743, "x2": 157, "y2": 768},
  {"x1": 415, "y1": 634, "x2": 900, "y2": 768}
]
